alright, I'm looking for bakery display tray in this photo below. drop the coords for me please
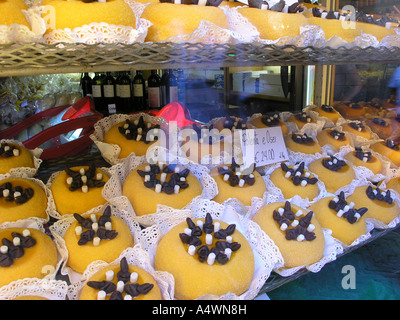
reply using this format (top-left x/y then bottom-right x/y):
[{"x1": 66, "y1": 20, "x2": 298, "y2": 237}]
[
  {"x1": 35, "y1": 150, "x2": 400, "y2": 297},
  {"x1": 1, "y1": 42, "x2": 400, "y2": 77}
]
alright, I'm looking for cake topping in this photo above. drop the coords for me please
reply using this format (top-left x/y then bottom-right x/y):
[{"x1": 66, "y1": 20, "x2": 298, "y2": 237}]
[
  {"x1": 221, "y1": 116, "x2": 248, "y2": 130},
  {"x1": 87, "y1": 257, "x2": 154, "y2": 300},
  {"x1": 280, "y1": 162, "x2": 318, "y2": 187},
  {"x1": 0, "y1": 182, "x2": 34, "y2": 205},
  {"x1": 118, "y1": 116, "x2": 160, "y2": 144},
  {"x1": 321, "y1": 104, "x2": 335, "y2": 113},
  {"x1": 65, "y1": 164, "x2": 105, "y2": 193},
  {"x1": 329, "y1": 129, "x2": 345, "y2": 140},
  {"x1": 348, "y1": 121, "x2": 365, "y2": 132},
  {"x1": 217, "y1": 159, "x2": 256, "y2": 187},
  {"x1": 291, "y1": 132, "x2": 314, "y2": 144},
  {"x1": 329, "y1": 191, "x2": 367, "y2": 224},
  {"x1": 190, "y1": 123, "x2": 224, "y2": 145},
  {"x1": 294, "y1": 112, "x2": 313, "y2": 124},
  {"x1": 73, "y1": 206, "x2": 118, "y2": 246},
  {"x1": 385, "y1": 140, "x2": 399, "y2": 150},
  {"x1": 261, "y1": 113, "x2": 281, "y2": 127},
  {"x1": 248, "y1": 0, "x2": 303, "y2": 13},
  {"x1": 354, "y1": 148, "x2": 372, "y2": 162},
  {"x1": 322, "y1": 155, "x2": 347, "y2": 172},
  {"x1": 372, "y1": 118, "x2": 387, "y2": 127},
  {"x1": 0, "y1": 229, "x2": 36, "y2": 267},
  {"x1": 137, "y1": 163, "x2": 189, "y2": 194},
  {"x1": 179, "y1": 213, "x2": 240, "y2": 265},
  {"x1": 366, "y1": 186, "x2": 394, "y2": 204},
  {"x1": 273, "y1": 201, "x2": 316, "y2": 241},
  {"x1": 0, "y1": 143, "x2": 20, "y2": 158},
  {"x1": 159, "y1": 0, "x2": 223, "y2": 6}
]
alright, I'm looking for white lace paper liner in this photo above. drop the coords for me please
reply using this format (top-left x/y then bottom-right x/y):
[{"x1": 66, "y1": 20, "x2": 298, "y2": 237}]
[
  {"x1": 45, "y1": 165, "x2": 115, "y2": 220},
  {"x1": 49, "y1": 203, "x2": 142, "y2": 284},
  {"x1": 144, "y1": 199, "x2": 284, "y2": 300},
  {"x1": 90, "y1": 112, "x2": 168, "y2": 165},
  {"x1": 0, "y1": 278, "x2": 68, "y2": 300},
  {"x1": 0, "y1": 219, "x2": 61, "y2": 281},
  {"x1": 0, "y1": 171, "x2": 52, "y2": 228},
  {"x1": 40, "y1": 0, "x2": 151, "y2": 44},
  {"x1": 0, "y1": 139, "x2": 42, "y2": 179},
  {"x1": 66, "y1": 245, "x2": 175, "y2": 300},
  {"x1": 102, "y1": 152, "x2": 218, "y2": 228}
]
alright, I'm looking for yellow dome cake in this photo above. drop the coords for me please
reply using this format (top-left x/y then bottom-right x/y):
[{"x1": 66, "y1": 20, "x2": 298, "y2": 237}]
[
  {"x1": 0, "y1": 178, "x2": 48, "y2": 224},
  {"x1": 287, "y1": 112, "x2": 316, "y2": 130},
  {"x1": 316, "y1": 128, "x2": 351, "y2": 152},
  {"x1": 79, "y1": 257, "x2": 162, "y2": 300},
  {"x1": 365, "y1": 118, "x2": 394, "y2": 139},
  {"x1": 103, "y1": 116, "x2": 161, "y2": 159},
  {"x1": 341, "y1": 121, "x2": 372, "y2": 140},
  {"x1": 63, "y1": 206, "x2": 134, "y2": 274},
  {"x1": 370, "y1": 139, "x2": 400, "y2": 167},
  {"x1": 269, "y1": 162, "x2": 319, "y2": 200},
  {"x1": 50, "y1": 163, "x2": 109, "y2": 216},
  {"x1": 250, "y1": 113, "x2": 289, "y2": 135},
  {"x1": 309, "y1": 191, "x2": 368, "y2": 246},
  {"x1": 252, "y1": 201, "x2": 325, "y2": 269},
  {"x1": 0, "y1": 228, "x2": 58, "y2": 288},
  {"x1": 141, "y1": 2, "x2": 230, "y2": 42},
  {"x1": 344, "y1": 148, "x2": 383, "y2": 175},
  {"x1": 347, "y1": 185, "x2": 400, "y2": 225},
  {"x1": 122, "y1": 163, "x2": 203, "y2": 216},
  {"x1": 308, "y1": 155, "x2": 356, "y2": 193},
  {"x1": 384, "y1": 177, "x2": 400, "y2": 195},
  {"x1": 41, "y1": 0, "x2": 136, "y2": 32},
  {"x1": 284, "y1": 132, "x2": 322, "y2": 155},
  {"x1": 313, "y1": 105, "x2": 341, "y2": 123},
  {"x1": 154, "y1": 213, "x2": 255, "y2": 299},
  {"x1": 334, "y1": 102, "x2": 366, "y2": 120},
  {"x1": 0, "y1": 142, "x2": 35, "y2": 175},
  {"x1": 0, "y1": 0, "x2": 30, "y2": 27},
  {"x1": 210, "y1": 161, "x2": 266, "y2": 206}
]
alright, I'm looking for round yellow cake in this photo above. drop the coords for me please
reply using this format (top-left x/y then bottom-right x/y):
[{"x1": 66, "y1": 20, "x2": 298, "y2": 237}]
[
  {"x1": 154, "y1": 215, "x2": 255, "y2": 299},
  {"x1": 308, "y1": 156, "x2": 356, "y2": 193},
  {"x1": 0, "y1": 1, "x2": 30, "y2": 27},
  {"x1": 250, "y1": 114, "x2": 289, "y2": 135},
  {"x1": 0, "y1": 143, "x2": 35, "y2": 175},
  {"x1": 313, "y1": 105, "x2": 341, "y2": 123},
  {"x1": 103, "y1": 118, "x2": 160, "y2": 159},
  {"x1": 41, "y1": 0, "x2": 136, "y2": 32},
  {"x1": 122, "y1": 163, "x2": 203, "y2": 216},
  {"x1": 347, "y1": 185, "x2": 400, "y2": 225},
  {"x1": 237, "y1": 8, "x2": 309, "y2": 41},
  {"x1": 0, "y1": 228, "x2": 58, "y2": 288},
  {"x1": 252, "y1": 202, "x2": 325, "y2": 269},
  {"x1": 287, "y1": 113, "x2": 316, "y2": 130},
  {"x1": 64, "y1": 211, "x2": 134, "y2": 274},
  {"x1": 309, "y1": 194, "x2": 368, "y2": 246},
  {"x1": 316, "y1": 128, "x2": 351, "y2": 152},
  {"x1": 79, "y1": 258, "x2": 162, "y2": 300},
  {"x1": 50, "y1": 165, "x2": 109, "y2": 216},
  {"x1": 341, "y1": 121, "x2": 372, "y2": 140},
  {"x1": 344, "y1": 149, "x2": 383, "y2": 175},
  {"x1": 210, "y1": 164, "x2": 266, "y2": 206},
  {"x1": 284, "y1": 133, "x2": 322, "y2": 154},
  {"x1": 141, "y1": 3, "x2": 230, "y2": 42},
  {"x1": 0, "y1": 178, "x2": 48, "y2": 224},
  {"x1": 269, "y1": 162, "x2": 319, "y2": 200},
  {"x1": 371, "y1": 140, "x2": 400, "y2": 167}
]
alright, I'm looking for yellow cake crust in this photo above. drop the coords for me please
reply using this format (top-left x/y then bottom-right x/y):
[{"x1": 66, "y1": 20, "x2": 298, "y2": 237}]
[
  {"x1": 0, "y1": 143, "x2": 35, "y2": 175},
  {"x1": 0, "y1": 178, "x2": 48, "y2": 224},
  {"x1": 252, "y1": 202, "x2": 325, "y2": 269},
  {"x1": 50, "y1": 165, "x2": 109, "y2": 216},
  {"x1": 284, "y1": 134, "x2": 322, "y2": 154},
  {"x1": 344, "y1": 150, "x2": 383, "y2": 175},
  {"x1": 316, "y1": 128, "x2": 351, "y2": 152},
  {"x1": 79, "y1": 263, "x2": 162, "y2": 300},
  {"x1": 371, "y1": 141, "x2": 400, "y2": 167},
  {"x1": 0, "y1": 2, "x2": 30, "y2": 27},
  {"x1": 122, "y1": 163, "x2": 203, "y2": 216},
  {"x1": 314, "y1": 105, "x2": 341, "y2": 123},
  {"x1": 154, "y1": 218, "x2": 255, "y2": 300},
  {"x1": 0, "y1": 228, "x2": 58, "y2": 288},
  {"x1": 64, "y1": 214, "x2": 134, "y2": 274},
  {"x1": 341, "y1": 122, "x2": 372, "y2": 140}
]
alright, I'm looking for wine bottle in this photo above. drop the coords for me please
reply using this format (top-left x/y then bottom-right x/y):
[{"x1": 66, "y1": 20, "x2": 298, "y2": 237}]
[
  {"x1": 91, "y1": 72, "x2": 105, "y2": 114},
  {"x1": 103, "y1": 72, "x2": 116, "y2": 115},
  {"x1": 116, "y1": 71, "x2": 132, "y2": 114},
  {"x1": 148, "y1": 70, "x2": 161, "y2": 110},
  {"x1": 133, "y1": 70, "x2": 146, "y2": 111},
  {"x1": 81, "y1": 73, "x2": 92, "y2": 97},
  {"x1": 160, "y1": 69, "x2": 168, "y2": 107},
  {"x1": 168, "y1": 69, "x2": 178, "y2": 103}
]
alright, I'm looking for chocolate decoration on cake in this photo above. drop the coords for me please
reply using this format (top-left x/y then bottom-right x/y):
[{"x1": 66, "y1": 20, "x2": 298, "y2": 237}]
[
  {"x1": 354, "y1": 147, "x2": 372, "y2": 162},
  {"x1": 349, "y1": 121, "x2": 365, "y2": 132},
  {"x1": 372, "y1": 118, "x2": 387, "y2": 127},
  {"x1": 261, "y1": 114, "x2": 281, "y2": 127},
  {"x1": 221, "y1": 116, "x2": 248, "y2": 130},
  {"x1": 87, "y1": 257, "x2": 154, "y2": 300},
  {"x1": 322, "y1": 155, "x2": 347, "y2": 172},
  {"x1": 159, "y1": 0, "x2": 223, "y2": 6},
  {"x1": 273, "y1": 201, "x2": 316, "y2": 241},
  {"x1": 291, "y1": 132, "x2": 314, "y2": 144},
  {"x1": 65, "y1": 163, "x2": 105, "y2": 192},
  {"x1": 294, "y1": 112, "x2": 312, "y2": 124},
  {"x1": 0, "y1": 143, "x2": 20, "y2": 158},
  {"x1": 179, "y1": 213, "x2": 240, "y2": 265},
  {"x1": 329, "y1": 129, "x2": 345, "y2": 140},
  {"x1": 138, "y1": 163, "x2": 190, "y2": 194},
  {"x1": 366, "y1": 186, "x2": 394, "y2": 204},
  {"x1": 0, "y1": 229, "x2": 36, "y2": 267},
  {"x1": 0, "y1": 182, "x2": 34, "y2": 205},
  {"x1": 281, "y1": 162, "x2": 318, "y2": 187},
  {"x1": 217, "y1": 159, "x2": 256, "y2": 187},
  {"x1": 74, "y1": 206, "x2": 118, "y2": 246},
  {"x1": 329, "y1": 191, "x2": 367, "y2": 224},
  {"x1": 248, "y1": 0, "x2": 303, "y2": 12},
  {"x1": 385, "y1": 139, "x2": 399, "y2": 150},
  {"x1": 321, "y1": 105, "x2": 335, "y2": 113},
  {"x1": 118, "y1": 116, "x2": 160, "y2": 144}
]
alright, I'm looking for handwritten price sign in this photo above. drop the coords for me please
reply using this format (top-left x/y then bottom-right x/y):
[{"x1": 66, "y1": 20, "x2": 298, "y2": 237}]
[{"x1": 241, "y1": 127, "x2": 288, "y2": 167}]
